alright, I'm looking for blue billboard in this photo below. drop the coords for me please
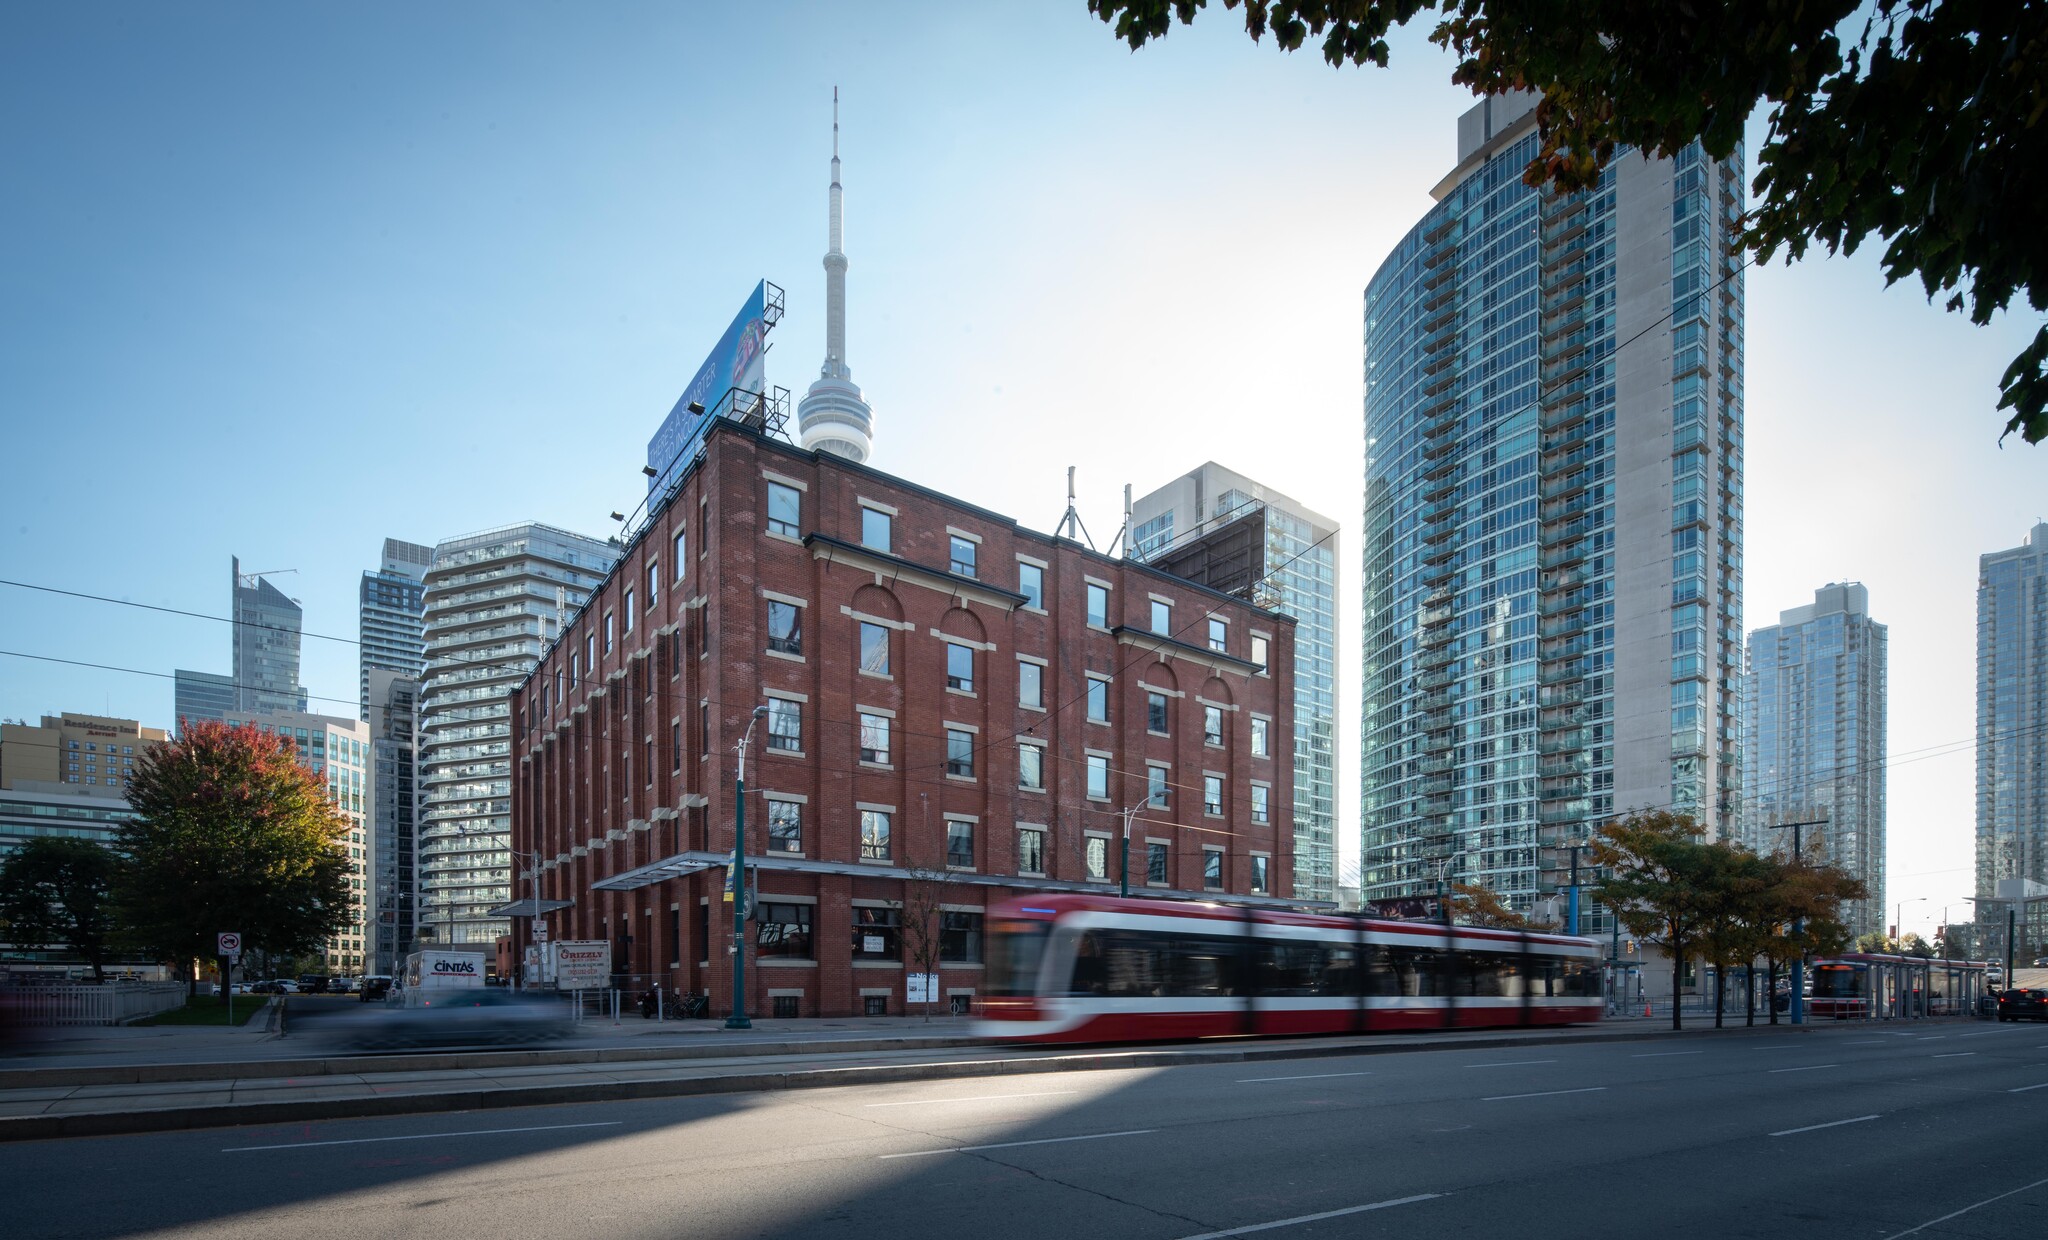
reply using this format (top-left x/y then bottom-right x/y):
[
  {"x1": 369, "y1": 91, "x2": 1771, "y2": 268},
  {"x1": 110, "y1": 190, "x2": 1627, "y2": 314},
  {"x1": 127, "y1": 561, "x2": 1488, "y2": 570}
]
[{"x1": 646, "y1": 280, "x2": 772, "y2": 491}]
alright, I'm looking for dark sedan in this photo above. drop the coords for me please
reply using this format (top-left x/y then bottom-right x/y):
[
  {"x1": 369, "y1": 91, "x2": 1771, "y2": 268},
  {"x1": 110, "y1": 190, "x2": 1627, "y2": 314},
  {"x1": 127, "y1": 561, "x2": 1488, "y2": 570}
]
[
  {"x1": 321, "y1": 989, "x2": 571, "y2": 1050},
  {"x1": 1995, "y1": 987, "x2": 2048, "y2": 1022}
]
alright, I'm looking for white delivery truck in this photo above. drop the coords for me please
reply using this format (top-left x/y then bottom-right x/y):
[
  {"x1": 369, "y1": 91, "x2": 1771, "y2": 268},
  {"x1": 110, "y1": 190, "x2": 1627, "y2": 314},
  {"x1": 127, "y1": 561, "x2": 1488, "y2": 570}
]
[{"x1": 400, "y1": 950, "x2": 486, "y2": 1005}]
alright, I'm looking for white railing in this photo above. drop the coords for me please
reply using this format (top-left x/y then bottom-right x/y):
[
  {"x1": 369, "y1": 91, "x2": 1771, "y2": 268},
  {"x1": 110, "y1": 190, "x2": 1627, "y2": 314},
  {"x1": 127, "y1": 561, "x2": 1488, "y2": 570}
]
[{"x1": 8, "y1": 982, "x2": 188, "y2": 1026}]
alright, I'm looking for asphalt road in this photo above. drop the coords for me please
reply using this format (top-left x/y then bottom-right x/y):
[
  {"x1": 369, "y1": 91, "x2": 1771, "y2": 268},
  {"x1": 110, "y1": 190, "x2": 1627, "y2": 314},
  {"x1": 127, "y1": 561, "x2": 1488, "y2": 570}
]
[{"x1": 5, "y1": 1020, "x2": 2045, "y2": 1240}]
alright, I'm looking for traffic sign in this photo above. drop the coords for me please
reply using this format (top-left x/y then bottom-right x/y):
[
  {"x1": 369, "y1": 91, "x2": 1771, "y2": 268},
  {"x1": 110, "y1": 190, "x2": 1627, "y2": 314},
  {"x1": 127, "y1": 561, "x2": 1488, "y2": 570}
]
[{"x1": 216, "y1": 932, "x2": 241, "y2": 957}]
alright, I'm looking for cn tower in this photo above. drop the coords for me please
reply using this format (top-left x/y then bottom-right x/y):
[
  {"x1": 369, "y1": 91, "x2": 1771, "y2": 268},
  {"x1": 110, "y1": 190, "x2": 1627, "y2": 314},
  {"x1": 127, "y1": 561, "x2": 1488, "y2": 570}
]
[{"x1": 795, "y1": 88, "x2": 874, "y2": 463}]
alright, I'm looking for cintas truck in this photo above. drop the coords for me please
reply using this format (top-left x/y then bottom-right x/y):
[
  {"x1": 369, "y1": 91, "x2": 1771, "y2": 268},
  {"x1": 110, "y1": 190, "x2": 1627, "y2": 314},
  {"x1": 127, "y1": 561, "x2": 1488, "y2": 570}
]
[{"x1": 400, "y1": 950, "x2": 486, "y2": 1005}]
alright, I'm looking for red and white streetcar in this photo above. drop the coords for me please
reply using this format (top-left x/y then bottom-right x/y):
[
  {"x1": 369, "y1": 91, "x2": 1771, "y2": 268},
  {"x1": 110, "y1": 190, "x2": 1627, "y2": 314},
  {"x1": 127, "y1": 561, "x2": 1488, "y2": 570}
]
[{"x1": 976, "y1": 893, "x2": 1604, "y2": 1044}]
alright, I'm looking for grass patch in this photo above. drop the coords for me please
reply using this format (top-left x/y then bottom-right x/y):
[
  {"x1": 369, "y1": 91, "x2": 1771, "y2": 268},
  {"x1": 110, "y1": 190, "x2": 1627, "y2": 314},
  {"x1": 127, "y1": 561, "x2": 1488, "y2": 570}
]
[{"x1": 134, "y1": 996, "x2": 269, "y2": 1027}]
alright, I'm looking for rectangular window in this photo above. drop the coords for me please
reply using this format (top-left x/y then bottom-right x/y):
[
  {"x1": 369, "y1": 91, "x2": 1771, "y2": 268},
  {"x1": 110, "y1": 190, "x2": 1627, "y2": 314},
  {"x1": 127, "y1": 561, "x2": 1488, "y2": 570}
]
[
  {"x1": 1203, "y1": 705, "x2": 1224, "y2": 746},
  {"x1": 1251, "y1": 855, "x2": 1269, "y2": 893},
  {"x1": 767, "y1": 481, "x2": 801, "y2": 538},
  {"x1": 624, "y1": 589, "x2": 635, "y2": 633},
  {"x1": 1018, "y1": 744, "x2": 1045, "y2": 791},
  {"x1": 853, "y1": 905, "x2": 901, "y2": 958},
  {"x1": 940, "y1": 911, "x2": 983, "y2": 964},
  {"x1": 946, "y1": 642, "x2": 974, "y2": 692},
  {"x1": 1086, "y1": 754, "x2": 1109, "y2": 800},
  {"x1": 570, "y1": 653, "x2": 580, "y2": 689},
  {"x1": 949, "y1": 535, "x2": 977, "y2": 578},
  {"x1": 1147, "y1": 841, "x2": 1168, "y2": 885},
  {"x1": 860, "y1": 621, "x2": 890, "y2": 675},
  {"x1": 1150, "y1": 598, "x2": 1171, "y2": 635},
  {"x1": 859, "y1": 712, "x2": 891, "y2": 765},
  {"x1": 1204, "y1": 849, "x2": 1224, "y2": 890},
  {"x1": 766, "y1": 698, "x2": 801, "y2": 753},
  {"x1": 1250, "y1": 634, "x2": 1269, "y2": 670},
  {"x1": 859, "y1": 809, "x2": 892, "y2": 861},
  {"x1": 946, "y1": 729, "x2": 975, "y2": 778},
  {"x1": 1019, "y1": 661, "x2": 1044, "y2": 709},
  {"x1": 1086, "y1": 677, "x2": 1109, "y2": 723},
  {"x1": 861, "y1": 507, "x2": 892, "y2": 553},
  {"x1": 672, "y1": 721, "x2": 681, "y2": 772},
  {"x1": 1251, "y1": 717, "x2": 1269, "y2": 757},
  {"x1": 1085, "y1": 837, "x2": 1108, "y2": 881},
  {"x1": 756, "y1": 902, "x2": 813, "y2": 959},
  {"x1": 946, "y1": 820, "x2": 975, "y2": 869},
  {"x1": 1207, "y1": 617, "x2": 1226, "y2": 652},
  {"x1": 1147, "y1": 691, "x2": 1169, "y2": 734},
  {"x1": 1019, "y1": 562, "x2": 1044, "y2": 609},
  {"x1": 1086, "y1": 582, "x2": 1109, "y2": 627},
  {"x1": 767, "y1": 599, "x2": 802, "y2": 655},
  {"x1": 1147, "y1": 764, "x2": 1169, "y2": 808},
  {"x1": 767, "y1": 801, "x2": 802, "y2": 854},
  {"x1": 604, "y1": 613, "x2": 614, "y2": 654},
  {"x1": 1204, "y1": 774, "x2": 1223, "y2": 815},
  {"x1": 1018, "y1": 828, "x2": 1045, "y2": 874},
  {"x1": 648, "y1": 562, "x2": 659, "y2": 608},
  {"x1": 700, "y1": 702, "x2": 710, "y2": 756},
  {"x1": 674, "y1": 530, "x2": 686, "y2": 578},
  {"x1": 1251, "y1": 784, "x2": 1269, "y2": 824}
]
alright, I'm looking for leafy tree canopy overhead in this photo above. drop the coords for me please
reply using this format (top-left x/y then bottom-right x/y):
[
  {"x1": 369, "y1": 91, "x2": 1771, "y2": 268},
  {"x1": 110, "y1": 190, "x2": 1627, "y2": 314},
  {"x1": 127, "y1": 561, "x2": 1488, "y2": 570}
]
[
  {"x1": 117, "y1": 720, "x2": 353, "y2": 991},
  {"x1": 1087, "y1": 0, "x2": 2048, "y2": 444}
]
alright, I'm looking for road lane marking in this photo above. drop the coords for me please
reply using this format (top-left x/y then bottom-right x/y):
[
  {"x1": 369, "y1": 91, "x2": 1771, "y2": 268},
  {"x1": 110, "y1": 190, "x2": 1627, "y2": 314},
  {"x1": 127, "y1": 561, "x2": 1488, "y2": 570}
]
[
  {"x1": 2008, "y1": 1082, "x2": 2048, "y2": 1093},
  {"x1": 1482, "y1": 1087, "x2": 1606, "y2": 1101},
  {"x1": 1932, "y1": 1052, "x2": 1977, "y2": 1059},
  {"x1": 1770, "y1": 1114, "x2": 1879, "y2": 1137},
  {"x1": 864, "y1": 1091, "x2": 1075, "y2": 1108},
  {"x1": 1875, "y1": 1173, "x2": 2048, "y2": 1240},
  {"x1": 1631, "y1": 1050, "x2": 1703, "y2": 1058},
  {"x1": 1168, "y1": 1193, "x2": 1447, "y2": 1239},
  {"x1": 1465, "y1": 1059, "x2": 1555, "y2": 1068},
  {"x1": 1916, "y1": 1035, "x2": 1946, "y2": 1041},
  {"x1": 1237, "y1": 1071, "x2": 1371, "y2": 1083},
  {"x1": 224, "y1": 1121, "x2": 621, "y2": 1152},
  {"x1": 880, "y1": 1129, "x2": 1154, "y2": 1160},
  {"x1": 1955, "y1": 1029, "x2": 2009, "y2": 1037},
  {"x1": 1769, "y1": 1064, "x2": 1838, "y2": 1073},
  {"x1": 1844, "y1": 1039, "x2": 1888, "y2": 1045}
]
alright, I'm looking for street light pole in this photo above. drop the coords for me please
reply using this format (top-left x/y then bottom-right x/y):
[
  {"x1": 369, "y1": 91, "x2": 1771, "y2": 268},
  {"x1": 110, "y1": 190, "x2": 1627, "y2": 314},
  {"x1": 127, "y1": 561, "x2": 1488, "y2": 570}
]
[
  {"x1": 1434, "y1": 851, "x2": 1465, "y2": 927},
  {"x1": 726, "y1": 706, "x2": 766, "y2": 1031},
  {"x1": 1117, "y1": 802, "x2": 1145, "y2": 898},
  {"x1": 1766, "y1": 815, "x2": 1828, "y2": 1026}
]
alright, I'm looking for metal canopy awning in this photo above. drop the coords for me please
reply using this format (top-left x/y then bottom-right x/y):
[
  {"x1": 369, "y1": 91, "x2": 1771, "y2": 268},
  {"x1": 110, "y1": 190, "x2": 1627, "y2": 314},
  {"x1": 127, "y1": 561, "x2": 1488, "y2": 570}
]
[
  {"x1": 588, "y1": 849, "x2": 1333, "y2": 911},
  {"x1": 486, "y1": 897, "x2": 577, "y2": 918}
]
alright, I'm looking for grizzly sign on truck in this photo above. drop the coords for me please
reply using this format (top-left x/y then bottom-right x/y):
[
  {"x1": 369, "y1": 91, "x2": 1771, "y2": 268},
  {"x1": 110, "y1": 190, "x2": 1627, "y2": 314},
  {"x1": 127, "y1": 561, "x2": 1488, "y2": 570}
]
[{"x1": 552, "y1": 940, "x2": 610, "y2": 990}]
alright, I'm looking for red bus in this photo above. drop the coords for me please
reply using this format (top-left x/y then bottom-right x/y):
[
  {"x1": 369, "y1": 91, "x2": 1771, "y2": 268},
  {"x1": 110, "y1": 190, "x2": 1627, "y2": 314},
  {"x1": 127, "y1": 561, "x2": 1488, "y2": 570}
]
[{"x1": 977, "y1": 893, "x2": 1603, "y2": 1044}]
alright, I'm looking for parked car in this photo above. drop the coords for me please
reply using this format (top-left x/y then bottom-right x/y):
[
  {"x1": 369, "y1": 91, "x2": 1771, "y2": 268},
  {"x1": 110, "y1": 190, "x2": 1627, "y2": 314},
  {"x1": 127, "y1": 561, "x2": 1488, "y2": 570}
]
[
  {"x1": 2032, "y1": 957, "x2": 2048, "y2": 968},
  {"x1": 297, "y1": 974, "x2": 331, "y2": 995},
  {"x1": 1996, "y1": 987, "x2": 2048, "y2": 1022},
  {"x1": 329, "y1": 977, "x2": 356, "y2": 994},
  {"x1": 358, "y1": 976, "x2": 394, "y2": 1002}
]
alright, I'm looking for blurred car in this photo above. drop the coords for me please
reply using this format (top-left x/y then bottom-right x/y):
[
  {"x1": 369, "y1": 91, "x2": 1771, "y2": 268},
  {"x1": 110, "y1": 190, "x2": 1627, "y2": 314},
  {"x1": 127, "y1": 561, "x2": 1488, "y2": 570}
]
[
  {"x1": 329, "y1": 977, "x2": 356, "y2": 994},
  {"x1": 2033, "y1": 957, "x2": 2048, "y2": 968},
  {"x1": 1996, "y1": 988, "x2": 2048, "y2": 1022},
  {"x1": 358, "y1": 976, "x2": 394, "y2": 1002},
  {"x1": 325, "y1": 989, "x2": 570, "y2": 1051}
]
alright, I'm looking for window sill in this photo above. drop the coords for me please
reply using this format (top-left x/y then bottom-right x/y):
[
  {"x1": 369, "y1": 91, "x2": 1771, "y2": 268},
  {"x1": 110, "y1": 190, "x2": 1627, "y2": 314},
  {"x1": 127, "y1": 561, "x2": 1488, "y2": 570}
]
[
  {"x1": 946, "y1": 864, "x2": 976, "y2": 873},
  {"x1": 859, "y1": 670, "x2": 895, "y2": 682},
  {"x1": 852, "y1": 959, "x2": 904, "y2": 969},
  {"x1": 765, "y1": 748, "x2": 807, "y2": 760},
  {"x1": 946, "y1": 687, "x2": 978, "y2": 699},
  {"x1": 1204, "y1": 741, "x2": 1224, "y2": 750},
  {"x1": 1019, "y1": 703, "x2": 1047, "y2": 714},
  {"x1": 768, "y1": 849, "x2": 805, "y2": 859},
  {"x1": 1017, "y1": 785, "x2": 1045, "y2": 795},
  {"x1": 1086, "y1": 717, "x2": 1111, "y2": 728},
  {"x1": 858, "y1": 856, "x2": 893, "y2": 866},
  {"x1": 764, "y1": 649, "x2": 806, "y2": 664},
  {"x1": 765, "y1": 530, "x2": 803, "y2": 546},
  {"x1": 757, "y1": 957, "x2": 817, "y2": 967},
  {"x1": 945, "y1": 774, "x2": 976, "y2": 784},
  {"x1": 1018, "y1": 870, "x2": 1046, "y2": 879}
]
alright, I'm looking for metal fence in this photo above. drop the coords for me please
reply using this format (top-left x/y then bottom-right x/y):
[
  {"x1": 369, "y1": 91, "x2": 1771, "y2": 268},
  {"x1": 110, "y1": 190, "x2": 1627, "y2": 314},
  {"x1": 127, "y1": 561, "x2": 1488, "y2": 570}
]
[{"x1": 6, "y1": 982, "x2": 188, "y2": 1026}]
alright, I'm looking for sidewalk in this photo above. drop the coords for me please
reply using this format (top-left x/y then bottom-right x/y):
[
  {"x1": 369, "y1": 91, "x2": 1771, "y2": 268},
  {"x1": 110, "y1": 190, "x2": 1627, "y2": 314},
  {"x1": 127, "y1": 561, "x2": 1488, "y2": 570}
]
[{"x1": 0, "y1": 1016, "x2": 1865, "y2": 1143}]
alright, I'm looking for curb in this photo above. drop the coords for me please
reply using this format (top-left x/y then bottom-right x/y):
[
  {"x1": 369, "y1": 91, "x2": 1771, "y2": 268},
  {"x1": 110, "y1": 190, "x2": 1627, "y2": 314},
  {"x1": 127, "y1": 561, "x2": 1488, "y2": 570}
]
[{"x1": 0, "y1": 1022, "x2": 1811, "y2": 1143}]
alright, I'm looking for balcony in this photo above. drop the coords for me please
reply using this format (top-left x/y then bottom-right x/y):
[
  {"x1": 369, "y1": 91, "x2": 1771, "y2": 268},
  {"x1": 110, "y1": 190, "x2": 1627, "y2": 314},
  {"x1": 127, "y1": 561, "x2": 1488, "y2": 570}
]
[
  {"x1": 1538, "y1": 729, "x2": 1586, "y2": 755},
  {"x1": 1538, "y1": 681, "x2": 1587, "y2": 709},
  {"x1": 1538, "y1": 752, "x2": 1588, "y2": 779},
  {"x1": 1539, "y1": 610, "x2": 1588, "y2": 640},
  {"x1": 1540, "y1": 542, "x2": 1589, "y2": 571}
]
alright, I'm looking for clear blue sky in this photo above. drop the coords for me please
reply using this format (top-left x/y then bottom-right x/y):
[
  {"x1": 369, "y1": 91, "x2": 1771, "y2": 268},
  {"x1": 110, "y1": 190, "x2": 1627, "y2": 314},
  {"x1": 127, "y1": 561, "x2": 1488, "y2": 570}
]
[{"x1": 2, "y1": 4, "x2": 2039, "y2": 935}]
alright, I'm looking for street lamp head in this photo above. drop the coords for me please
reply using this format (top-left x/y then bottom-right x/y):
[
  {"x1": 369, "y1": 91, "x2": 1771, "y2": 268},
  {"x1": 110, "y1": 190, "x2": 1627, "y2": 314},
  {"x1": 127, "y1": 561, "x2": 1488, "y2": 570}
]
[{"x1": 751, "y1": 705, "x2": 768, "y2": 719}]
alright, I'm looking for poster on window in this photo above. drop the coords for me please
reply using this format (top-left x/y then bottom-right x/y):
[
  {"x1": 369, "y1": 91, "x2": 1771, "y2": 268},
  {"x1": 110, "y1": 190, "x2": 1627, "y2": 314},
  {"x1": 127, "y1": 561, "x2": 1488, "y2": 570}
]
[
  {"x1": 906, "y1": 973, "x2": 938, "y2": 1004},
  {"x1": 863, "y1": 934, "x2": 884, "y2": 955}
]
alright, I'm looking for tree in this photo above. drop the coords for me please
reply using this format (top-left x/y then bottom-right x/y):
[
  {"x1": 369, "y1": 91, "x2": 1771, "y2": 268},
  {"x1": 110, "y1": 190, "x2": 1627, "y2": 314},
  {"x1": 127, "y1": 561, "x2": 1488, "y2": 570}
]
[
  {"x1": 1591, "y1": 810, "x2": 1723, "y2": 1031},
  {"x1": 1449, "y1": 881, "x2": 1556, "y2": 931},
  {"x1": 118, "y1": 721, "x2": 353, "y2": 999},
  {"x1": 1691, "y1": 845, "x2": 1778, "y2": 1029},
  {"x1": 1750, "y1": 857, "x2": 1863, "y2": 1024},
  {"x1": 1087, "y1": 1, "x2": 2048, "y2": 444},
  {"x1": 0, "y1": 837, "x2": 122, "y2": 982}
]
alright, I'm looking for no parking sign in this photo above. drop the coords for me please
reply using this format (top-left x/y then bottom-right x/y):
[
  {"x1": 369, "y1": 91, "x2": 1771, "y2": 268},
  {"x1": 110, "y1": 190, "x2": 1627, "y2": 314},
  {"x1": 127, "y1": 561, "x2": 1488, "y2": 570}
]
[{"x1": 217, "y1": 932, "x2": 241, "y2": 959}]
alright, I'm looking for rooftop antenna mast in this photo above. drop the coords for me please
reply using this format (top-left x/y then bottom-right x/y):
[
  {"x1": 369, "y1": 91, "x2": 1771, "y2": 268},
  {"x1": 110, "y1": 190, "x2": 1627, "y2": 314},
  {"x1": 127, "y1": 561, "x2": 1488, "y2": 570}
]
[
  {"x1": 1056, "y1": 466, "x2": 1095, "y2": 550},
  {"x1": 1106, "y1": 482, "x2": 1133, "y2": 559}
]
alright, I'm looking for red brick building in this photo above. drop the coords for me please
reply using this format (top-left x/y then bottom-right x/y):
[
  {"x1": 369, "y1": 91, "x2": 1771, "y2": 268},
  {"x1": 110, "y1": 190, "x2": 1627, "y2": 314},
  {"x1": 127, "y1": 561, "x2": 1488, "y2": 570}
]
[{"x1": 507, "y1": 420, "x2": 1299, "y2": 1017}]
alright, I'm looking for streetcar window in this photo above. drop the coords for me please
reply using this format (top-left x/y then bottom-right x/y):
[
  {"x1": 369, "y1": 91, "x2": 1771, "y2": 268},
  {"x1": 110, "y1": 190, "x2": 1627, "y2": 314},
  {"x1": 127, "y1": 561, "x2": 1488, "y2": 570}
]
[
  {"x1": 985, "y1": 920, "x2": 1052, "y2": 996},
  {"x1": 1810, "y1": 966, "x2": 1863, "y2": 999},
  {"x1": 1070, "y1": 929, "x2": 1247, "y2": 998},
  {"x1": 1387, "y1": 947, "x2": 1444, "y2": 997}
]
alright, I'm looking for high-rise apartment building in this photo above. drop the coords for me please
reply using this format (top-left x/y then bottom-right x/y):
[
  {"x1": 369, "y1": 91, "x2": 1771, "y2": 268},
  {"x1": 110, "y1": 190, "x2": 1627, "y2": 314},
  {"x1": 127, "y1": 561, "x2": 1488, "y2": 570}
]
[
  {"x1": 172, "y1": 670, "x2": 237, "y2": 730},
  {"x1": 359, "y1": 538, "x2": 431, "y2": 719},
  {"x1": 1741, "y1": 583, "x2": 1887, "y2": 940},
  {"x1": 418, "y1": 523, "x2": 616, "y2": 948},
  {"x1": 0, "y1": 713, "x2": 167, "y2": 799},
  {"x1": 1977, "y1": 522, "x2": 2048, "y2": 956},
  {"x1": 1132, "y1": 464, "x2": 1339, "y2": 902},
  {"x1": 366, "y1": 669, "x2": 420, "y2": 975},
  {"x1": 232, "y1": 557, "x2": 307, "y2": 715},
  {"x1": 223, "y1": 709, "x2": 372, "y2": 973},
  {"x1": 1360, "y1": 93, "x2": 1745, "y2": 924}
]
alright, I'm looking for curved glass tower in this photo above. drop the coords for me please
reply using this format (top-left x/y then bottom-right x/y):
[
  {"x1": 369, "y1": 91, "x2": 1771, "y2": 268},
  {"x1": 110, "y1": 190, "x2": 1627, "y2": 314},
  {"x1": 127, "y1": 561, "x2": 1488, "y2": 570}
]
[{"x1": 1361, "y1": 93, "x2": 1746, "y2": 928}]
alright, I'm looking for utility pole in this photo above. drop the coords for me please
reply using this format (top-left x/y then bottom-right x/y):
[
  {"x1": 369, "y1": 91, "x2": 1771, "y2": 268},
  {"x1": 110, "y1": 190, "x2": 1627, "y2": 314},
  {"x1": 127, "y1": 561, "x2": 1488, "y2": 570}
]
[
  {"x1": 1767, "y1": 813, "x2": 1829, "y2": 1026},
  {"x1": 1116, "y1": 802, "x2": 1146, "y2": 898}
]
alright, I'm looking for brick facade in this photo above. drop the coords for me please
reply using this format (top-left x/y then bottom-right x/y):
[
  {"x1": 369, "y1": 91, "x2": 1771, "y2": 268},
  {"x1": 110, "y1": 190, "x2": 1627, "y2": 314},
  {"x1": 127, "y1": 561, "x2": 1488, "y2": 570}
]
[{"x1": 509, "y1": 421, "x2": 1298, "y2": 1018}]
